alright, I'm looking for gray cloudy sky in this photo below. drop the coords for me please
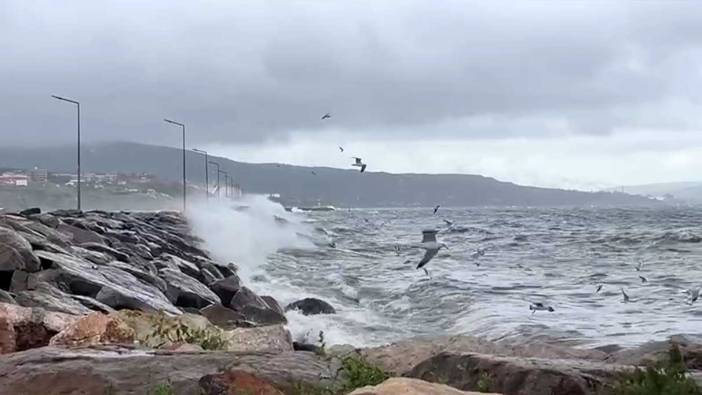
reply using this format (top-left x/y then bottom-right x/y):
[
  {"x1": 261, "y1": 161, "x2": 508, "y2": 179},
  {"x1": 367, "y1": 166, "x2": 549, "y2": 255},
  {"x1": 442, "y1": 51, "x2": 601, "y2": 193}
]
[{"x1": 2, "y1": 1, "x2": 702, "y2": 189}]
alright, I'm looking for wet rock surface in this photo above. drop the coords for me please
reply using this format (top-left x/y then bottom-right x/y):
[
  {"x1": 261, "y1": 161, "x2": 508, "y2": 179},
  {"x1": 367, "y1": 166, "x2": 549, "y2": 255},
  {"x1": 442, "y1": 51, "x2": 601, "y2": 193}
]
[
  {"x1": 0, "y1": 345, "x2": 344, "y2": 395},
  {"x1": 285, "y1": 297, "x2": 336, "y2": 315},
  {"x1": 0, "y1": 210, "x2": 286, "y2": 328}
]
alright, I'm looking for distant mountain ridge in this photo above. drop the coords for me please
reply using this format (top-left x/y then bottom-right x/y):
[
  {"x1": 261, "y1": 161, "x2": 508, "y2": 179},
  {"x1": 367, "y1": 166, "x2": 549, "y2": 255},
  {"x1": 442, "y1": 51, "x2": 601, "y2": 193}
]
[
  {"x1": 0, "y1": 142, "x2": 655, "y2": 207},
  {"x1": 610, "y1": 182, "x2": 702, "y2": 202}
]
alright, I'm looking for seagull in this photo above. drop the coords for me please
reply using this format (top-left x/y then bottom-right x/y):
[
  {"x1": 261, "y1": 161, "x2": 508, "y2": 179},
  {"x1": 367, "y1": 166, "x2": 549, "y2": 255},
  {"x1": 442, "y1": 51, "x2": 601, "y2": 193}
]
[
  {"x1": 621, "y1": 288, "x2": 630, "y2": 303},
  {"x1": 443, "y1": 219, "x2": 453, "y2": 227},
  {"x1": 412, "y1": 229, "x2": 448, "y2": 276},
  {"x1": 339, "y1": 146, "x2": 344, "y2": 152},
  {"x1": 471, "y1": 248, "x2": 486, "y2": 259},
  {"x1": 595, "y1": 284, "x2": 603, "y2": 294},
  {"x1": 433, "y1": 205, "x2": 440, "y2": 214},
  {"x1": 321, "y1": 113, "x2": 331, "y2": 120},
  {"x1": 529, "y1": 302, "x2": 554, "y2": 315},
  {"x1": 685, "y1": 288, "x2": 700, "y2": 304},
  {"x1": 394, "y1": 244, "x2": 401, "y2": 256},
  {"x1": 639, "y1": 275, "x2": 647, "y2": 283},
  {"x1": 351, "y1": 157, "x2": 367, "y2": 173},
  {"x1": 311, "y1": 171, "x2": 317, "y2": 175},
  {"x1": 635, "y1": 259, "x2": 644, "y2": 272}
]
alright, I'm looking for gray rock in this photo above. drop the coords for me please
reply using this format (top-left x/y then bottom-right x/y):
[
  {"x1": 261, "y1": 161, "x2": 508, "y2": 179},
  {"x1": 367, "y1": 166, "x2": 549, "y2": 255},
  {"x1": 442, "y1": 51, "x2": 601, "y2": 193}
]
[
  {"x1": 80, "y1": 242, "x2": 130, "y2": 262},
  {"x1": 409, "y1": 352, "x2": 631, "y2": 395},
  {"x1": 261, "y1": 295, "x2": 285, "y2": 315},
  {"x1": 240, "y1": 305, "x2": 287, "y2": 326},
  {"x1": 209, "y1": 275, "x2": 241, "y2": 305},
  {"x1": 0, "y1": 226, "x2": 40, "y2": 272},
  {"x1": 285, "y1": 297, "x2": 336, "y2": 316},
  {"x1": 19, "y1": 208, "x2": 41, "y2": 216},
  {"x1": 0, "y1": 290, "x2": 15, "y2": 305},
  {"x1": 605, "y1": 334, "x2": 702, "y2": 370},
  {"x1": 35, "y1": 250, "x2": 180, "y2": 314},
  {"x1": 14, "y1": 282, "x2": 95, "y2": 315},
  {"x1": 159, "y1": 268, "x2": 219, "y2": 309},
  {"x1": 361, "y1": 335, "x2": 608, "y2": 376},
  {"x1": 0, "y1": 345, "x2": 344, "y2": 395},
  {"x1": 57, "y1": 223, "x2": 105, "y2": 244},
  {"x1": 199, "y1": 303, "x2": 247, "y2": 329},
  {"x1": 229, "y1": 286, "x2": 268, "y2": 311},
  {"x1": 30, "y1": 213, "x2": 60, "y2": 229}
]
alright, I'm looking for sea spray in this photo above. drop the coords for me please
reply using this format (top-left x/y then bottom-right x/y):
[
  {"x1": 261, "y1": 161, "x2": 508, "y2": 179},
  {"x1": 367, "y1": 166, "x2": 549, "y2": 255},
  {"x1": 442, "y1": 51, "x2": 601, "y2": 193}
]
[{"x1": 186, "y1": 195, "x2": 382, "y2": 346}]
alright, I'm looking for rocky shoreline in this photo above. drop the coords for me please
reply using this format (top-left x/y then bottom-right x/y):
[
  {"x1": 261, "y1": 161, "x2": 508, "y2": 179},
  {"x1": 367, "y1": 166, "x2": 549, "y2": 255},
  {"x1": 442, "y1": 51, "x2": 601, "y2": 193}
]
[{"x1": 0, "y1": 208, "x2": 700, "y2": 394}]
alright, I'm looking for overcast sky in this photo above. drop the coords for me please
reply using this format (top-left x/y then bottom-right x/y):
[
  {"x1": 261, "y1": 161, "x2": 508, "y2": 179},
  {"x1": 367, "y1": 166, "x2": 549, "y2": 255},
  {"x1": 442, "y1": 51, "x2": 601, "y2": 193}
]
[{"x1": 2, "y1": 1, "x2": 702, "y2": 189}]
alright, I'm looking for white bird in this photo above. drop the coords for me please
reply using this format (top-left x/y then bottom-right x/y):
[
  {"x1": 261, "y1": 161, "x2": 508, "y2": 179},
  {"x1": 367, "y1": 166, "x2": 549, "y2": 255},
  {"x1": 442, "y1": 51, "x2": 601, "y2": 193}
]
[
  {"x1": 412, "y1": 229, "x2": 448, "y2": 276},
  {"x1": 529, "y1": 302, "x2": 554, "y2": 314},
  {"x1": 321, "y1": 113, "x2": 331, "y2": 120},
  {"x1": 351, "y1": 157, "x2": 367, "y2": 173},
  {"x1": 339, "y1": 146, "x2": 344, "y2": 152},
  {"x1": 685, "y1": 288, "x2": 700, "y2": 304}
]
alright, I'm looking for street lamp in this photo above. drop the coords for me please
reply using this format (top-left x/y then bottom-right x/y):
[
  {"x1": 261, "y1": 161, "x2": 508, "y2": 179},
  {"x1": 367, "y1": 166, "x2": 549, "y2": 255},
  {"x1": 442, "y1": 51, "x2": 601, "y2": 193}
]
[
  {"x1": 164, "y1": 119, "x2": 186, "y2": 212},
  {"x1": 51, "y1": 95, "x2": 81, "y2": 211},
  {"x1": 208, "y1": 161, "x2": 220, "y2": 199},
  {"x1": 192, "y1": 148, "x2": 208, "y2": 200},
  {"x1": 218, "y1": 170, "x2": 228, "y2": 199}
]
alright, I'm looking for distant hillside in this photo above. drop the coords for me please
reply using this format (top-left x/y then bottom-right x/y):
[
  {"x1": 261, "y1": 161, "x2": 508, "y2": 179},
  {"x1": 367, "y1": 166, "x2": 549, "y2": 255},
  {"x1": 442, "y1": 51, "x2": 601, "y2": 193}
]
[{"x1": 0, "y1": 142, "x2": 656, "y2": 208}]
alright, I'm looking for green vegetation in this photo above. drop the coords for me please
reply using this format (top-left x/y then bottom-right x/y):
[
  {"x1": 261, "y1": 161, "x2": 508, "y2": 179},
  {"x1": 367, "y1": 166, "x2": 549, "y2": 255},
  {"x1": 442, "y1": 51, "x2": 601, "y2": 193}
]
[
  {"x1": 609, "y1": 343, "x2": 700, "y2": 395},
  {"x1": 477, "y1": 372, "x2": 492, "y2": 393},
  {"x1": 340, "y1": 356, "x2": 389, "y2": 392},
  {"x1": 145, "y1": 313, "x2": 227, "y2": 351},
  {"x1": 148, "y1": 382, "x2": 174, "y2": 395}
]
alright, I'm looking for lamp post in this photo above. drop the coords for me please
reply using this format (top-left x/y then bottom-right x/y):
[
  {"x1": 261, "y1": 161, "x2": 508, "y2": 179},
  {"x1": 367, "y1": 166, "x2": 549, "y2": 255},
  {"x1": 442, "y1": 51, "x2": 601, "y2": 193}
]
[
  {"x1": 218, "y1": 170, "x2": 228, "y2": 199},
  {"x1": 208, "y1": 161, "x2": 220, "y2": 199},
  {"x1": 192, "y1": 148, "x2": 208, "y2": 200},
  {"x1": 51, "y1": 95, "x2": 81, "y2": 211},
  {"x1": 164, "y1": 119, "x2": 186, "y2": 211}
]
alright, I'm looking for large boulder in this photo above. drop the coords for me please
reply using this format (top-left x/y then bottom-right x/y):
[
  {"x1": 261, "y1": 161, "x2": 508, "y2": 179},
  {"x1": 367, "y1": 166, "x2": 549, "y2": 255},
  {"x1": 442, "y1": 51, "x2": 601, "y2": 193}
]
[
  {"x1": 49, "y1": 312, "x2": 135, "y2": 347},
  {"x1": 0, "y1": 226, "x2": 40, "y2": 272},
  {"x1": 361, "y1": 335, "x2": 607, "y2": 376},
  {"x1": 408, "y1": 352, "x2": 631, "y2": 395},
  {"x1": 34, "y1": 250, "x2": 180, "y2": 314},
  {"x1": 285, "y1": 297, "x2": 336, "y2": 315},
  {"x1": 199, "y1": 303, "x2": 247, "y2": 329},
  {"x1": 209, "y1": 275, "x2": 241, "y2": 305},
  {"x1": 229, "y1": 286, "x2": 266, "y2": 310},
  {"x1": 159, "y1": 268, "x2": 219, "y2": 309},
  {"x1": 223, "y1": 324, "x2": 293, "y2": 353},
  {"x1": 199, "y1": 370, "x2": 284, "y2": 395},
  {"x1": 14, "y1": 282, "x2": 111, "y2": 315},
  {"x1": 0, "y1": 344, "x2": 343, "y2": 394},
  {"x1": 605, "y1": 334, "x2": 702, "y2": 370},
  {"x1": 349, "y1": 377, "x2": 501, "y2": 395},
  {"x1": 0, "y1": 302, "x2": 77, "y2": 353}
]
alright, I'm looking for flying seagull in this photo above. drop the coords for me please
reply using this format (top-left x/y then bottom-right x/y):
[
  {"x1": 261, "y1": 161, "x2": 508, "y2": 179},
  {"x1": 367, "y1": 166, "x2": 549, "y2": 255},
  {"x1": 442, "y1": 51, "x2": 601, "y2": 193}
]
[
  {"x1": 413, "y1": 229, "x2": 448, "y2": 276},
  {"x1": 639, "y1": 275, "x2": 647, "y2": 283},
  {"x1": 433, "y1": 205, "x2": 440, "y2": 214},
  {"x1": 621, "y1": 288, "x2": 630, "y2": 303},
  {"x1": 321, "y1": 113, "x2": 331, "y2": 120},
  {"x1": 529, "y1": 302, "x2": 554, "y2": 315},
  {"x1": 311, "y1": 171, "x2": 317, "y2": 175},
  {"x1": 443, "y1": 219, "x2": 453, "y2": 227},
  {"x1": 352, "y1": 157, "x2": 367, "y2": 173},
  {"x1": 339, "y1": 146, "x2": 344, "y2": 152},
  {"x1": 595, "y1": 284, "x2": 603, "y2": 294}
]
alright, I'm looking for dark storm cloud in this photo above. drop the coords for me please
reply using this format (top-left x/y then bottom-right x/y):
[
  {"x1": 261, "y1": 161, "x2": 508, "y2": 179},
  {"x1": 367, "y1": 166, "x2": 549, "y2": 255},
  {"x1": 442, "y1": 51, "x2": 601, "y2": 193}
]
[{"x1": 1, "y1": 0, "x2": 702, "y2": 146}]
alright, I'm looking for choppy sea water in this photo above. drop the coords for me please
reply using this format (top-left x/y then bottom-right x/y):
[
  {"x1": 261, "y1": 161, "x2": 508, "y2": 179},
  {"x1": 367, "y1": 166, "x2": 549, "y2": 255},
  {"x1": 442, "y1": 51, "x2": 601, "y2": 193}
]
[{"x1": 192, "y1": 202, "x2": 702, "y2": 348}]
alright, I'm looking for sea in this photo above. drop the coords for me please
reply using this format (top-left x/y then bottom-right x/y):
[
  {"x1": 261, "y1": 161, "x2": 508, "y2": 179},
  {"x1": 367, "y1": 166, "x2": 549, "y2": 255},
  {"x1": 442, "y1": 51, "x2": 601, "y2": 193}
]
[{"x1": 187, "y1": 198, "x2": 702, "y2": 349}]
